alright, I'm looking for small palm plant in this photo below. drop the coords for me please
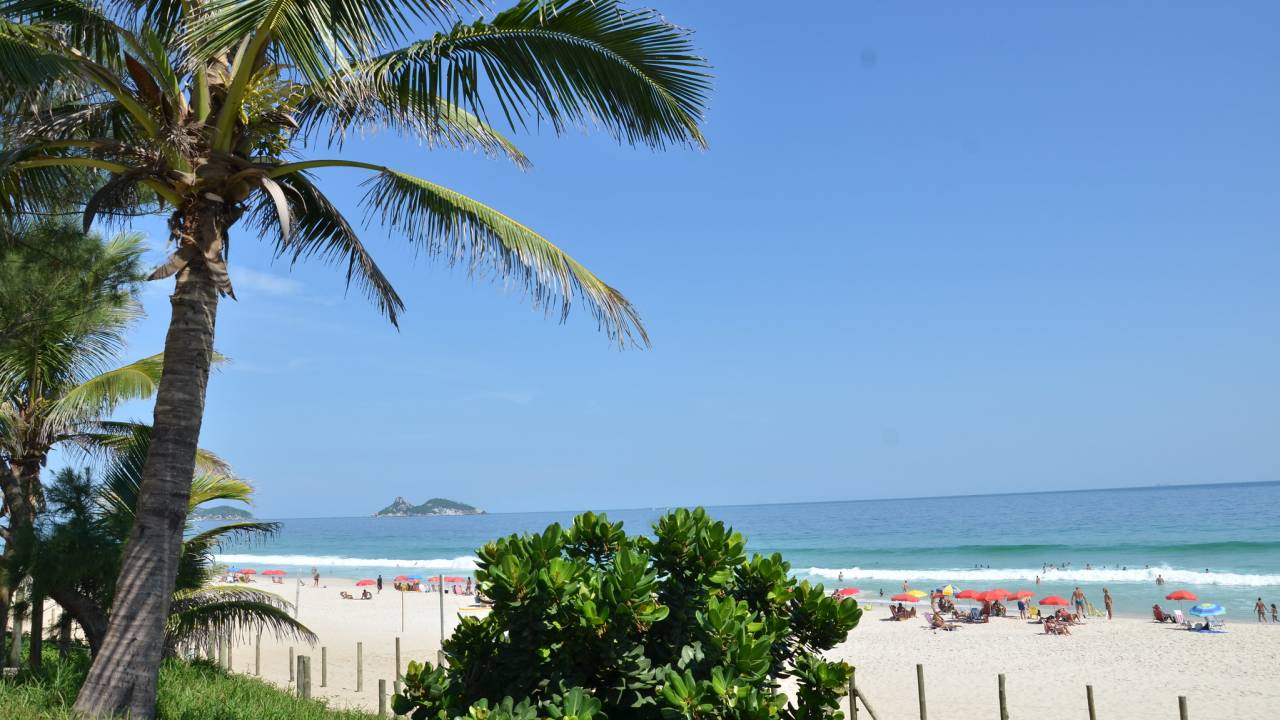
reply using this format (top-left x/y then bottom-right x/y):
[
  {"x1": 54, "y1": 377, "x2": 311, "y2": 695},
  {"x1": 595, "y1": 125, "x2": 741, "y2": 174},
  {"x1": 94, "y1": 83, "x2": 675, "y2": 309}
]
[
  {"x1": 0, "y1": 1, "x2": 708, "y2": 713},
  {"x1": 39, "y1": 426, "x2": 315, "y2": 658}
]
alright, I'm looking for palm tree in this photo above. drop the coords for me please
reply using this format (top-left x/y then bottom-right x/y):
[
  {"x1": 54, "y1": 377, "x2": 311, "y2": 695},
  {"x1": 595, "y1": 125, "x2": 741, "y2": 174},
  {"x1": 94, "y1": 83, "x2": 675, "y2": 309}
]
[
  {"x1": 0, "y1": 219, "x2": 160, "y2": 665},
  {"x1": 0, "y1": 0, "x2": 707, "y2": 713},
  {"x1": 39, "y1": 429, "x2": 314, "y2": 658}
]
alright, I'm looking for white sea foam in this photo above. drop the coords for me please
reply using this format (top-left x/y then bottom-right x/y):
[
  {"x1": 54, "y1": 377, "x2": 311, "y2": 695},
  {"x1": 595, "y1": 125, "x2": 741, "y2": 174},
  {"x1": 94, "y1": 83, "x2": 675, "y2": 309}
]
[
  {"x1": 214, "y1": 553, "x2": 479, "y2": 570},
  {"x1": 804, "y1": 565, "x2": 1280, "y2": 587}
]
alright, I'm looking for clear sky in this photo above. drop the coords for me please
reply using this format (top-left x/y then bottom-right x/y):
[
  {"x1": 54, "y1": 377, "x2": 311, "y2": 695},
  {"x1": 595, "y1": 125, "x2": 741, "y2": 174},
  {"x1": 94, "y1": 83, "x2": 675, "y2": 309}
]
[{"x1": 99, "y1": 0, "x2": 1279, "y2": 518}]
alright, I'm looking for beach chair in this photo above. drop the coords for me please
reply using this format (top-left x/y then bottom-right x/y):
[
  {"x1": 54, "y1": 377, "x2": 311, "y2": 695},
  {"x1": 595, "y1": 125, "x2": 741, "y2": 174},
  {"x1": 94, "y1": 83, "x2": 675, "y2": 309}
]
[
  {"x1": 1209, "y1": 616, "x2": 1226, "y2": 631},
  {"x1": 923, "y1": 612, "x2": 934, "y2": 625},
  {"x1": 965, "y1": 607, "x2": 982, "y2": 623},
  {"x1": 1028, "y1": 606, "x2": 1040, "y2": 619},
  {"x1": 1173, "y1": 610, "x2": 1188, "y2": 627}
]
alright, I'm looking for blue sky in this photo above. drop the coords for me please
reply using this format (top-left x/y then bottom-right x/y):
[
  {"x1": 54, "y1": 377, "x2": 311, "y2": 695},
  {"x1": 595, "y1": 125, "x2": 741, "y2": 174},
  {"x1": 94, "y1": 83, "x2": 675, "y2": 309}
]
[{"x1": 99, "y1": 0, "x2": 1279, "y2": 517}]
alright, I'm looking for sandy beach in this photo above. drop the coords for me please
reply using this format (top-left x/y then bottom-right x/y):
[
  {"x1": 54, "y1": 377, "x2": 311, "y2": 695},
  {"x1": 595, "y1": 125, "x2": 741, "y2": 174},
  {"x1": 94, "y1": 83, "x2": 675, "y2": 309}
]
[{"x1": 227, "y1": 580, "x2": 1280, "y2": 719}]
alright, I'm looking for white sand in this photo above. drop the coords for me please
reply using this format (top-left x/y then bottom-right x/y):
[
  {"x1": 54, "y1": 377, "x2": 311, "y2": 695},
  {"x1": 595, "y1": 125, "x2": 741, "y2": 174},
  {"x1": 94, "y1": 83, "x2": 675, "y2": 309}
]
[{"x1": 238, "y1": 582, "x2": 1280, "y2": 719}]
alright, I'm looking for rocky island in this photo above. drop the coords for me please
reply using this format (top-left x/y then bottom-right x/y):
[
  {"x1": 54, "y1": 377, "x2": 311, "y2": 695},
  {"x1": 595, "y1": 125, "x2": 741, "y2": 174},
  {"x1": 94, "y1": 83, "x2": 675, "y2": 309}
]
[
  {"x1": 374, "y1": 496, "x2": 484, "y2": 517},
  {"x1": 190, "y1": 504, "x2": 254, "y2": 521}
]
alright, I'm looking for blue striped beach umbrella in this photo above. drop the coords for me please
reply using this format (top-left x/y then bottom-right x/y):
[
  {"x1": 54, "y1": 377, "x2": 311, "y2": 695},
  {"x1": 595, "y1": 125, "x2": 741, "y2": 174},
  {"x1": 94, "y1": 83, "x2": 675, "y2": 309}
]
[{"x1": 1189, "y1": 602, "x2": 1225, "y2": 617}]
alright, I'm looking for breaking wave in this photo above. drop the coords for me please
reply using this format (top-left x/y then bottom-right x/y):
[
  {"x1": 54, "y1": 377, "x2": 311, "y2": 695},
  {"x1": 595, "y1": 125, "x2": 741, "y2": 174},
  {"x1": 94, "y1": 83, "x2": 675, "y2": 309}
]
[
  {"x1": 214, "y1": 553, "x2": 479, "y2": 570},
  {"x1": 803, "y1": 565, "x2": 1280, "y2": 587}
]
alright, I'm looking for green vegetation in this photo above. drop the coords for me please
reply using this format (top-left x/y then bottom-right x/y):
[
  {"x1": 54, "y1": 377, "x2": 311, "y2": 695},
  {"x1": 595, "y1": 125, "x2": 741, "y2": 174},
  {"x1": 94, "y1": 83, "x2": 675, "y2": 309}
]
[
  {"x1": 0, "y1": 646, "x2": 376, "y2": 720},
  {"x1": 0, "y1": 0, "x2": 710, "y2": 710},
  {"x1": 395, "y1": 508, "x2": 862, "y2": 720},
  {"x1": 190, "y1": 505, "x2": 255, "y2": 521},
  {"x1": 375, "y1": 497, "x2": 484, "y2": 517}
]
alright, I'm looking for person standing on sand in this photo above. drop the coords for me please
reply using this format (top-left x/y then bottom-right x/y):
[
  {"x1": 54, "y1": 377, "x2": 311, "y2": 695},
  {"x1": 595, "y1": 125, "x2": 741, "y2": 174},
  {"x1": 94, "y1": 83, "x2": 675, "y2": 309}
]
[
  {"x1": 1072, "y1": 586, "x2": 1087, "y2": 616},
  {"x1": 1256, "y1": 597, "x2": 1267, "y2": 622},
  {"x1": 312, "y1": 568, "x2": 320, "y2": 588},
  {"x1": 902, "y1": 580, "x2": 909, "y2": 592},
  {"x1": 1271, "y1": 604, "x2": 1277, "y2": 623},
  {"x1": 1103, "y1": 588, "x2": 1114, "y2": 620},
  {"x1": 377, "y1": 574, "x2": 383, "y2": 593}
]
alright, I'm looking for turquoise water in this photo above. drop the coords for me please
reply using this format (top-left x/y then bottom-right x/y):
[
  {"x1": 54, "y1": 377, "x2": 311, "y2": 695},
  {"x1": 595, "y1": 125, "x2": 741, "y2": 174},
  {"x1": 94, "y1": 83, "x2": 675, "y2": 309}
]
[{"x1": 209, "y1": 482, "x2": 1280, "y2": 618}]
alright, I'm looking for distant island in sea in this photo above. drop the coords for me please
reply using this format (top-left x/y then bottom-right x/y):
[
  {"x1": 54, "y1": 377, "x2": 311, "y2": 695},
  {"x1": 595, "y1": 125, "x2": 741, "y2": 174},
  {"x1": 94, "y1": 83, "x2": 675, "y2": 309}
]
[
  {"x1": 374, "y1": 496, "x2": 485, "y2": 517},
  {"x1": 190, "y1": 504, "x2": 254, "y2": 521}
]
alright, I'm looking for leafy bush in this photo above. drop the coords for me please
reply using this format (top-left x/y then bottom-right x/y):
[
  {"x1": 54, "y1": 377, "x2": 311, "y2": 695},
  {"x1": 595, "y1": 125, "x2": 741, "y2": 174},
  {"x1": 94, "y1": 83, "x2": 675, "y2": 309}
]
[{"x1": 395, "y1": 508, "x2": 861, "y2": 720}]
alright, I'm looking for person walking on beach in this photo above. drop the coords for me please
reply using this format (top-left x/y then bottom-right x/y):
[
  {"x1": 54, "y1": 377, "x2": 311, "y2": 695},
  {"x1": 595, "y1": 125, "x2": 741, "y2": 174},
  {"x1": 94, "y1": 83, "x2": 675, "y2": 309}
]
[
  {"x1": 1072, "y1": 586, "x2": 1087, "y2": 617},
  {"x1": 1256, "y1": 597, "x2": 1267, "y2": 623},
  {"x1": 312, "y1": 568, "x2": 320, "y2": 588},
  {"x1": 1103, "y1": 588, "x2": 1114, "y2": 620},
  {"x1": 377, "y1": 574, "x2": 384, "y2": 593}
]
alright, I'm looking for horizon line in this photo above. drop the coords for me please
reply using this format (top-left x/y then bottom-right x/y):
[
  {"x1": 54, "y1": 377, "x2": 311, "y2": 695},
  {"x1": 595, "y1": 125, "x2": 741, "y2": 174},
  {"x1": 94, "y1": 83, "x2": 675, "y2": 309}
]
[{"x1": 251, "y1": 478, "x2": 1279, "y2": 521}]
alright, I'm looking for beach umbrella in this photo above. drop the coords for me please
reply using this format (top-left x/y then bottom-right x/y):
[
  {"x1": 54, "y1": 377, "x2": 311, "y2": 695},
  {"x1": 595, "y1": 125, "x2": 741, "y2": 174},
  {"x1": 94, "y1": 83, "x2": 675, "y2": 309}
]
[
  {"x1": 394, "y1": 575, "x2": 410, "y2": 582},
  {"x1": 891, "y1": 593, "x2": 921, "y2": 603},
  {"x1": 444, "y1": 576, "x2": 467, "y2": 584},
  {"x1": 985, "y1": 588, "x2": 1011, "y2": 601},
  {"x1": 936, "y1": 584, "x2": 956, "y2": 596},
  {"x1": 905, "y1": 589, "x2": 927, "y2": 598},
  {"x1": 1039, "y1": 596, "x2": 1069, "y2": 606},
  {"x1": 835, "y1": 588, "x2": 860, "y2": 598},
  {"x1": 1166, "y1": 589, "x2": 1198, "y2": 614},
  {"x1": 236, "y1": 568, "x2": 256, "y2": 575},
  {"x1": 1009, "y1": 591, "x2": 1036, "y2": 600},
  {"x1": 955, "y1": 589, "x2": 981, "y2": 600},
  {"x1": 1189, "y1": 603, "x2": 1224, "y2": 617},
  {"x1": 261, "y1": 570, "x2": 285, "y2": 576},
  {"x1": 355, "y1": 579, "x2": 376, "y2": 587}
]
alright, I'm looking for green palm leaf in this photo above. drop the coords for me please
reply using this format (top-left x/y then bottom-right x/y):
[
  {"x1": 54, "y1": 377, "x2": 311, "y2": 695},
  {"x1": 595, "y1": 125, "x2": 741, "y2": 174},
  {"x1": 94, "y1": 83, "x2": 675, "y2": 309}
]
[
  {"x1": 45, "y1": 352, "x2": 162, "y2": 429},
  {"x1": 365, "y1": 168, "x2": 647, "y2": 346},
  {"x1": 248, "y1": 170, "x2": 405, "y2": 324},
  {"x1": 167, "y1": 586, "x2": 316, "y2": 649},
  {"x1": 362, "y1": 0, "x2": 709, "y2": 148}
]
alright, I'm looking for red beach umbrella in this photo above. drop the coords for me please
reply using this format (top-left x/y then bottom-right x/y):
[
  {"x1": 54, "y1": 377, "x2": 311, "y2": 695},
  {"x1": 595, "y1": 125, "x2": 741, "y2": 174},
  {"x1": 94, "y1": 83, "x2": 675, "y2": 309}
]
[
  {"x1": 835, "y1": 588, "x2": 860, "y2": 598},
  {"x1": 444, "y1": 576, "x2": 467, "y2": 584},
  {"x1": 1039, "y1": 596, "x2": 1068, "y2": 606},
  {"x1": 355, "y1": 579, "x2": 376, "y2": 587},
  {"x1": 261, "y1": 569, "x2": 285, "y2": 576},
  {"x1": 985, "y1": 588, "x2": 1010, "y2": 601},
  {"x1": 955, "y1": 589, "x2": 981, "y2": 600},
  {"x1": 1166, "y1": 589, "x2": 1198, "y2": 614},
  {"x1": 1009, "y1": 591, "x2": 1036, "y2": 600},
  {"x1": 237, "y1": 568, "x2": 256, "y2": 575},
  {"x1": 394, "y1": 575, "x2": 410, "y2": 582},
  {"x1": 891, "y1": 593, "x2": 921, "y2": 603}
]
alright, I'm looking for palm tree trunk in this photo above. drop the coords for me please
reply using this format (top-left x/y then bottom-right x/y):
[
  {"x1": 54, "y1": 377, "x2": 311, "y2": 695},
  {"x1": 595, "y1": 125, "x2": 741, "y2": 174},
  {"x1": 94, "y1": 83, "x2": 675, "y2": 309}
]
[
  {"x1": 0, "y1": 459, "x2": 36, "y2": 668},
  {"x1": 73, "y1": 209, "x2": 223, "y2": 718},
  {"x1": 48, "y1": 586, "x2": 108, "y2": 656},
  {"x1": 28, "y1": 589, "x2": 42, "y2": 670}
]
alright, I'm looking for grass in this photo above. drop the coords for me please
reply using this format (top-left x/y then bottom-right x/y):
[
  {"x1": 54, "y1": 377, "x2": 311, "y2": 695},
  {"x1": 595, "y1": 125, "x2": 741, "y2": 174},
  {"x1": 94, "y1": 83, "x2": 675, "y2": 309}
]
[{"x1": 1, "y1": 639, "x2": 379, "y2": 720}]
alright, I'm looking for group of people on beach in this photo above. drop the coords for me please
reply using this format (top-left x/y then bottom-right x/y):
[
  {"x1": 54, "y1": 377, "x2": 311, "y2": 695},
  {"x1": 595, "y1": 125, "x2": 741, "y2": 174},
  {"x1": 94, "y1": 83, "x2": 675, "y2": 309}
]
[{"x1": 1255, "y1": 598, "x2": 1278, "y2": 623}]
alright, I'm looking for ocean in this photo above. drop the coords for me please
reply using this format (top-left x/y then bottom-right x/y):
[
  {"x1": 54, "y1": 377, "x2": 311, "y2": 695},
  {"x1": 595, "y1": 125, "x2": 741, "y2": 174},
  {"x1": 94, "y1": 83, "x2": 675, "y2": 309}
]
[{"x1": 210, "y1": 481, "x2": 1280, "y2": 618}]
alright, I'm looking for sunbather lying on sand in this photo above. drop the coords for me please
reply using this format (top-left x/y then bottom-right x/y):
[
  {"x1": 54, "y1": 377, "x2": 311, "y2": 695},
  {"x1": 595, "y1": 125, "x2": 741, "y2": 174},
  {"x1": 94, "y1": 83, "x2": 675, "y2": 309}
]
[
  {"x1": 340, "y1": 591, "x2": 354, "y2": 599},
  {"x1": 929, "y1": 612, "x2": 958, "y2": 631}
]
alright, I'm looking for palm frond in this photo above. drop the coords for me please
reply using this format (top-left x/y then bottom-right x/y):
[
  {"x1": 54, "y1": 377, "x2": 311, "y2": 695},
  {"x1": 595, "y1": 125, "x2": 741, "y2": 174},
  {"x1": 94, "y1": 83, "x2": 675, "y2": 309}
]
[
  {"x1": 167, "y1": 586, "x2": 316, "y2": 649},
  {"x1": 364, "y1": 167, "x2": 646, "y2": 346},
  {"x1": 45, "y1": 352, "x2": 162, "y2": 429},
  {"x1": 248, "y1": 170, "x2": 405, "y2": 324},
  {"x1": 0, "y1": 0, "x2": 131, "y2": 66},
  {"x1": 297, "y1": 78, "x2": 530, "y2": 166},
  {"x1": 361, "y1": 0, "x2": 709, "y2": 149}
]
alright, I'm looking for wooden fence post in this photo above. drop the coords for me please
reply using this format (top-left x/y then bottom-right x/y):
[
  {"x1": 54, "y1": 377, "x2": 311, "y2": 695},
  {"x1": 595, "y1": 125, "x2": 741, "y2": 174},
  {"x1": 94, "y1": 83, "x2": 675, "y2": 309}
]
[
  {"x1": 395, "y1": 636, "x2": 401, "y2": 681},
  {"x1": 379, "y1": 679, "x2": 388, "y2": 716},
  {"x1": 916, "y1": 664, "x2": 927, "y2": 720},
  {"x1": 848, "y1": 667, "x2": 857, "y2": 720},
  {"x1": 357, "y1": 641, "x2": 364, "y2": 692},
  {"x1": 298, "y1": 654, "x2": 311, "y2": 699},
  {"x1": 254, "y1": 632, "x2": 261, "y2": 676},
  {"x1": 1087, "y1": 685, "x2": 1096, "y2": 720},
  {"x1": 1179, "y1": 696, "x2": 1188, "y2": 720},
  {"x1": 998, "y1": 673, "x2": 1008, "y2": 720},
  {"x1": 321, "y1": 646, "x2": 328, "y2": 687},
  {"x1": 289, "y1": 646, "x2": 295, "y2": 682}
]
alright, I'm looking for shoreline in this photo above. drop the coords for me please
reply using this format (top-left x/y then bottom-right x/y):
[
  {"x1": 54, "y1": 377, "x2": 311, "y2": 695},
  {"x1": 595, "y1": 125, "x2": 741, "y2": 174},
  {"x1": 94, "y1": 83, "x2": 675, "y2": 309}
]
[{"x1": 227, "y1": 578, "x2": 1279, "y2": 720}]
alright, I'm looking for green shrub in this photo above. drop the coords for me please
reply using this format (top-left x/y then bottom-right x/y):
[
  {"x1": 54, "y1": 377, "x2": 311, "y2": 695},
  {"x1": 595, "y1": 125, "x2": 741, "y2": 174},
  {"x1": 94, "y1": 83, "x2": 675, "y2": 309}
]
[{"x1": 395, "y1": 508, "x2": 862, "y2": 720}]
